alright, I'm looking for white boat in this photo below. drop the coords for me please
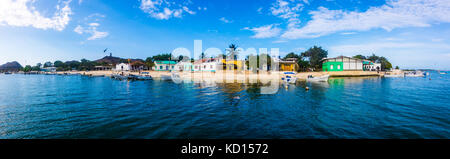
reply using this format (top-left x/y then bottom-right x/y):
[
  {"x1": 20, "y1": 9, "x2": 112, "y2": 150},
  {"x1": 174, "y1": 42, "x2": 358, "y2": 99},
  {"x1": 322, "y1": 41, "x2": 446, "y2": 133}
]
[
  {"x1": 111, "y1": 74, "x2": 127, "y2": 80},
  {"x1": 306, "y1": 74, "x2": 329, "y2": 82},
  {"x1": 281, "y1": 75, "x2": 297, "y2": 84},
  {"x1": 405, "y1": 71, "x2": 424, "y2": 77},
  {"x1": 384, "y1": 74, "x2": 404, "y2": 78},
  {"x1": 281, "y1": 72, "x2": 297, "y2": 84}
]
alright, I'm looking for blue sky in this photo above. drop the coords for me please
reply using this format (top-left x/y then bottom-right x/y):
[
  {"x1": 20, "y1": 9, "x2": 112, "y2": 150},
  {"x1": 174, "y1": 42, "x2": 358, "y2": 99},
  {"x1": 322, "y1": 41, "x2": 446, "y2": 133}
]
[{"x1": 0, "y1": 0, "x2": 449, "y2": 69}]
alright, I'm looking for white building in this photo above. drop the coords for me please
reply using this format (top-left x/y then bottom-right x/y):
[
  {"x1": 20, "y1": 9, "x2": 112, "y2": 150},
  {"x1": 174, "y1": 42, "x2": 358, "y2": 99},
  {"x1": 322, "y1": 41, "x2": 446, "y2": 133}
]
[
  {"x1": 193, "y1": 58, "x2": 220, "y2": 72},
  {"x1": 41, "y1": 67, "x2": 57, "y2": 72},
  {"x1": 115, "y1": 63, "x2": 131, "y2": 71}
]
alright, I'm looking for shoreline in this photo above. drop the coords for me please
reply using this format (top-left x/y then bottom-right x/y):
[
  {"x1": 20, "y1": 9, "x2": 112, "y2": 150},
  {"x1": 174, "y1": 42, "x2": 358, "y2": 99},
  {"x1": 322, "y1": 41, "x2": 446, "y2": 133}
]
[{"x1": 39, "y1": 70, "x2": 385, "y2": 80}]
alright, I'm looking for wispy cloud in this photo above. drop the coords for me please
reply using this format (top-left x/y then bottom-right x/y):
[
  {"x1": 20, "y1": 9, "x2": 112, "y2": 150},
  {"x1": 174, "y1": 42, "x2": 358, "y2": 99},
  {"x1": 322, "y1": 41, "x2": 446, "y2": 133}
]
[
  {"x1": 74, "y1": 14, "x2": 108, "y2": 40},
  {"x1": 219, "y1": 17, "x2": 233, "y2": 23},
  {"x1": 341, "y1": 32, "x2": 357, "y2": 35},
  {"x1": 0, "y1": 0, "x2": 72, "y2": 31},
  {"x1": 140, "y1": 0, "x2": 200, "y2": 20},
  {"x1": 282, "y1": 0, "x2": 450, "y2": 39},
  {"x1": 257, "y1": 7, "x2": 263, "y2": 14},
  {"x1": 330, "y1": 42, "x2": 450, "y2": 54},
  {"x1": 244, "y1": 24, "x2": 281, "y2": 39},
  {"x1": 270, "y1": 0, "x2": 303, "y2": 28}
]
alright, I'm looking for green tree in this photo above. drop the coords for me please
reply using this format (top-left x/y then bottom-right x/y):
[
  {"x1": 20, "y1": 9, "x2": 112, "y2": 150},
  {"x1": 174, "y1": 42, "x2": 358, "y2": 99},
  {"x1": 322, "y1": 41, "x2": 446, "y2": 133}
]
[
  {"x1": 245, "y1": 54, "x2": 272, "y2": 71},
  {"x1": 226, "y1": 44, "x2": 239, "y2": 59},
  {"x1": 44, "y1": 61, "x2": 53, "y2": 67},
  {"x1": 54, "y1": 61, "x2": 64, "y2": 67},
  {"x1": 23, "y1": 65, "x2": 32, "y2": 72},
  {"x1": 367, "y1": 54, "x2": 380, "y2": 62},
  {"x1": 395, "y1": 66, "x2": 399, "y2": 69},
  {"x1": 378, "y1": 56, "x2": 392, "y2": 71},
  {"x1": 145, "y1": 57, "x2": 155, "y2": 69},
  {"x1": 353, "y1": 54, "x2": 366, "y2": 60},
  {"x1": 301, "y1": 46, "x2": 328, "y2": 71},
  {"x1": 152, "y1": 54, "x2": 172, "y2": 61},
  {"x1": 283, "y1": 52, "x2": 300, "y2": 59}
]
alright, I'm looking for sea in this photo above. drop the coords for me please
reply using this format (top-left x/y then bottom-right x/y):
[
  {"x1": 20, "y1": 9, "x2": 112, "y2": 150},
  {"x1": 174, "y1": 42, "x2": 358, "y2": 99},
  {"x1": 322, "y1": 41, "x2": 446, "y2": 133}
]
[{"x1": 0, "y1": 72, "x2": 448, "y2": 138}]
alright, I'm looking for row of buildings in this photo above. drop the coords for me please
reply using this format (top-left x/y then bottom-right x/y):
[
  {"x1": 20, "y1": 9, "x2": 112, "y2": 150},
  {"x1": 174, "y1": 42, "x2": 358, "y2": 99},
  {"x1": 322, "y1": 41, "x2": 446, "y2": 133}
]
[
  {"x1": 322, "y1": 56, "x2": 381, "y2": 72},
  {"x1": 37, "y1": 55, "x2": 381, "y2": 73}
]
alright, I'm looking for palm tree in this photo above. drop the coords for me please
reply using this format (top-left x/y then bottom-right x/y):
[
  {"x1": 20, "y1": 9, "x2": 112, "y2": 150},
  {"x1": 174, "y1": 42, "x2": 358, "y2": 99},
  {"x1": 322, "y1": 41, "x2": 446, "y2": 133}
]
[{"x1": 226, "y1": 44, "x2": 239, "y2": 60}]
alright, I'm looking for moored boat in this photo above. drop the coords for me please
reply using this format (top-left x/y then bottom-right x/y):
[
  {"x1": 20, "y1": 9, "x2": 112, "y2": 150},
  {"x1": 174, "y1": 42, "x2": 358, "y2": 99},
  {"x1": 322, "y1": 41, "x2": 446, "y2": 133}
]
[
  {"x1": 281, "y1": 72, "x2": 297, "y2": 84},
  {"x1": 306, "y1": 74, "x2": 329, "y2": 82}
]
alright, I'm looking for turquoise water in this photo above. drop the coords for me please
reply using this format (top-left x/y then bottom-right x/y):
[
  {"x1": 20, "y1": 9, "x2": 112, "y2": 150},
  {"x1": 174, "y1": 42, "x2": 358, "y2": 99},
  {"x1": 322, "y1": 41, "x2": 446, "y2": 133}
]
[{"x1": 0, "y1": 73, "x2": 449, "y2": 139}]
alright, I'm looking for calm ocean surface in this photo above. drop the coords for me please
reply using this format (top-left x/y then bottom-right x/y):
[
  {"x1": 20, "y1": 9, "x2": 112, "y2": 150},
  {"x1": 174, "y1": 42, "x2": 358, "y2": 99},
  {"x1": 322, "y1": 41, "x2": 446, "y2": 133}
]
[{"x1": 0, "y1": 73, "x2": 449, "y2": 139}]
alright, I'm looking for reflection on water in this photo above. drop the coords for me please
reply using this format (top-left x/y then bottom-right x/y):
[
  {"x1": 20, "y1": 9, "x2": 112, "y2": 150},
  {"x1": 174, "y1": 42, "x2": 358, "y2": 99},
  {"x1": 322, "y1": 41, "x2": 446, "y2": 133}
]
[{"x1": 0, "y1": 73, "x2": 449, "y2": 139}]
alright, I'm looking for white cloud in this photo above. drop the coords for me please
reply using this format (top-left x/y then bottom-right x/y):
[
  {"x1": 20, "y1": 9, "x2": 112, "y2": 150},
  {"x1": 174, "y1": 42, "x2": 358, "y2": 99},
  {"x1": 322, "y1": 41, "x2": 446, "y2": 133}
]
[
  {"x1": 282, "y1": 0, "x2": 450, "y2": 39},
  {"x1": 270, "y1": 0, "x2": 303, "y2": 28},
  {"x1": 74, "y1": 18, "x2": 108, "y2": 40},
  {"x1": 140, "y1": 0, "x2": 199, "y2": 20},
  {"x1": 219, "y1": 17, "x2": 233, "y2": 23},
  {"x1": 341, "y1": 32, "x2": 357, "y2": 35},
  {"x1": 87, "y1": 30, "x2": 109, "y2": 40},
  {"x1": 257, "y1": 7, "x2": 263, "y2": 14},
  {"x1": 0, "y1": 0, "x2": 72, "y2": 31},
  {"x1": 244, "y1": 24, "x2": 281, "y2": 39},
  {"x1": 74, "y1": 25, "x2": 84, "y2": 34},
  {"x1": 330, "y1": 42, "x2": 450, "y2": 54}
]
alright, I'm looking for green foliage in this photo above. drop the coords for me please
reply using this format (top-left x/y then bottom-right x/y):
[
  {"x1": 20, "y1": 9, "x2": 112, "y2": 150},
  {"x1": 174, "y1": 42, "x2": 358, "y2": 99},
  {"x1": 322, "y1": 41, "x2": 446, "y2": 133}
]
[
  {"x1": 353, "y1": 55, "x2": 366, "y2": 60},
  {"x1": 301, "y1": 46, "x2": 328, "y2": 71},
  {"x1": 245, "y1": 53, "x2": 272, "y2": 71},
  {"x1": 395, "y1": 66, "x2": 399, "y2": 69},
  {"x1": 43, "y1": 62, "x2": 53, "y2": 67},
  {"x1": 23, "y1": 65, "x2": 32, "y2": 72},
  {"x1": 152, "y1": 53, "x2": 172, "y2": 61},
  {"x1": 283, "y1": 52, "x2": 300, "y2": 59}
]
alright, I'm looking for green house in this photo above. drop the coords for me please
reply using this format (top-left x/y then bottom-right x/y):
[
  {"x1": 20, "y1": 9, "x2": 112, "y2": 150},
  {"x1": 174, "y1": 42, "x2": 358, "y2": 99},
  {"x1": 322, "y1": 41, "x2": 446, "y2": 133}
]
[
  {"x1": 322, "y1": 61, "x2": 343, "y2": 72},
  {"x1": 322, "y1": 56, "x2": 363, "y2": 72},
  {"x1": 153, "y1": 61, "x2": 177, "y2": 71}
]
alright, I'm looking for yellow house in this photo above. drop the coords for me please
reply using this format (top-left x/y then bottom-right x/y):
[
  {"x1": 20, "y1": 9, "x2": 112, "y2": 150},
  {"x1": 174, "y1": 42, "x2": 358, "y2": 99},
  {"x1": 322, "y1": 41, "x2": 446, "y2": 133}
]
[
  {"x1": 221, "y1": 59, "x2": 244, "y2": 71},
  {"x1": 279, "y1": 58, "x2": 298, "y2": 72}
]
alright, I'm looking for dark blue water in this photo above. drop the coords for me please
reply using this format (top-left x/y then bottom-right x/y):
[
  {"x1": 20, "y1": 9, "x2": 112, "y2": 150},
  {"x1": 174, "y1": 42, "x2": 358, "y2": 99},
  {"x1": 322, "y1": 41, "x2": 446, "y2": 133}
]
[{"x1": 0, "y1": 73, "x2": 449, "y2": 139}]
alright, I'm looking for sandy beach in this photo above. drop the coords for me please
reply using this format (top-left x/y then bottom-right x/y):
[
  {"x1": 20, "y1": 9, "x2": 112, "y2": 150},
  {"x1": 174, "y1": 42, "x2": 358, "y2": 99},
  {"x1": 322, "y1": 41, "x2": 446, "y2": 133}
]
[{"x1": 52, "y1": 70, "x2": 383, "y2": 83}]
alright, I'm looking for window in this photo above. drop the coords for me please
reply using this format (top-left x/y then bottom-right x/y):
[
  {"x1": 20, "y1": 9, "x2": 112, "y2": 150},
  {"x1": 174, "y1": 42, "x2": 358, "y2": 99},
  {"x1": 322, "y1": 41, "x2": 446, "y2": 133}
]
[
  {"x1": 166, "y1": 66, "x2": 168, "y2": 70},
  {"x1": 337, "y1": 65, "x2": 341, "y2": 70},
  {"x1": 330, "y1": 65, "x2": 334, "y2": 70},
  {"x1": 160, "y1": 66, "x2": 162, "y2": 70}
]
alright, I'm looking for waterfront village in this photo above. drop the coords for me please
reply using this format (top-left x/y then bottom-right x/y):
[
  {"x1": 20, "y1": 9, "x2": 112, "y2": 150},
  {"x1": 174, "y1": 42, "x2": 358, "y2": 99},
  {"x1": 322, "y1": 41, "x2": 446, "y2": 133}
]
[{"x1": 0, "y1": 45, "x2": 430, "y2": 82}]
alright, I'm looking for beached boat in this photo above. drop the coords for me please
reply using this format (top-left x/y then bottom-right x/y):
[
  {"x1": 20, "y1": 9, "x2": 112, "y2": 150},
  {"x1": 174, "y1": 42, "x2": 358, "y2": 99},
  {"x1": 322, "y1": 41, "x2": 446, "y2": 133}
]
[{"x1": 306, "y1": 74, "x2": 329, "y2": 82}]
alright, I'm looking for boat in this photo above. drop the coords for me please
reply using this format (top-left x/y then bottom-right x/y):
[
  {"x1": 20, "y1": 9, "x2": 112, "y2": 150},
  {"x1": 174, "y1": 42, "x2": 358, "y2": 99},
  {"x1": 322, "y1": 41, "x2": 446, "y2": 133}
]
[
  {"x1": 111, "y1": 74, "x2": 128, "y2": 80},
  {"x1": 384, "y1": 74, "x2": 404, "y2": 78},
  {"x1": 128, "y1": 74, "x2": 152, "y2": 80},
  {"x1": 281, "y1": 72, "x2": 297, "y2": 84},
  {"x1": 405, "y1": 71, "x2": 425, "y2": 77},
  {"x1": 306, "y1": 74, "x2": 329, "y2": 82},
  {"x1": 4, "y1": 72, "x2": 12, "y2": 75}
]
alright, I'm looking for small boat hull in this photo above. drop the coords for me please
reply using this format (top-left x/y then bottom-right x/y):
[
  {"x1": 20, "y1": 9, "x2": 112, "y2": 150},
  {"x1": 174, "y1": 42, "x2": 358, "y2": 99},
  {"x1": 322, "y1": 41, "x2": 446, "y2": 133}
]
[{"x1": 307, "y1": 75, "x2": 329, "y2": 82}]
